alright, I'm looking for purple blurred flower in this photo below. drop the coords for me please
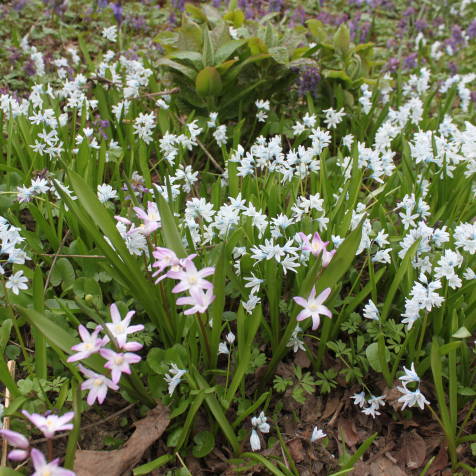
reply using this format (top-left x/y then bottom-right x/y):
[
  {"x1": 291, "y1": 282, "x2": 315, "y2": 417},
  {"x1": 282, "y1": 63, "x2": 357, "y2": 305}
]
[
  {"x1": 360, "y1": 21, "x2": 371, "y2": 42},
  {"x1": 13, "y1": 0, "x2": 28, "y2": 11},
  {"x1": 448, "y1": 62, "x2": 458, "y2": 75},
  {"x1": 110, "y1": 2, "x2": 123, "y2": 23},
  {"x1": 171, "y1": 0, "x2": 185, "y2": 10},
  {"x1": 467, "y1": 20, "x2": 476, "y2": 39},
  {"x1": 414, "y1": 19, "x2": 427, "y2": 32},
  {"x1": 297, "y1": 67, "x2": 320, "y2": 98},
  {"x1": 24, "y1": 60, "x2": 36, "y2": 77},
  {"x1": 269, "y1": 0, "x2": 283, "y2": 13},
  {"x1": 452, "y1": 25, "x2": 464, "y2": 45},
  {"x1": 403, "y1": 53, "x2": 418, "y2": 70},
  {"x1": 290, "y1": 6, "x2": 306, "y2": 26},
  {"x1": 386, "y1": 57, "x2": 400, "y2": 72},
  {"x1": 130, "y1": 15, "x2": 147, "y2": 30}
]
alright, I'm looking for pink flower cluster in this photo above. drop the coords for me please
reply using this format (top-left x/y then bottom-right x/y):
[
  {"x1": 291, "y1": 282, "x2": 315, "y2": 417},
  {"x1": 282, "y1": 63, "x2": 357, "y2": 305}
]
[
  {"x1": 67, "y1": 303, "x2": 144, "y2": 405},
  {"x1": 115, "y1": 201, "x2": 161, "y2": 236},
  {"x1": 0, "y1": 415, "x2": 75, "y2": 475},
  {"x1": 152, "y1": 247, "x2": 215, "y2": 315},
  {"x1": 298, "y1": 231, "x2": 336, "y2": 267}
]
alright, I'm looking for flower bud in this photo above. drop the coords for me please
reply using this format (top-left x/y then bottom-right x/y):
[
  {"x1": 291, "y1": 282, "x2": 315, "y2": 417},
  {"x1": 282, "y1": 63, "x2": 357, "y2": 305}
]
[
  {"x1": 333, "y1": 24, "x2": 350, "y2": 55},
  {"x1": 0, "y1": 429, "x2": 29, "y2": 449},
  {"x1": 250, "y1": 429, "x2": 261, "y2": 451},
  {"x1": 195, "y1": 67, "x2": 223, "y2": 97},
  {"x1": 8, "y1": 449, "x2": 29, "y2": 461}
]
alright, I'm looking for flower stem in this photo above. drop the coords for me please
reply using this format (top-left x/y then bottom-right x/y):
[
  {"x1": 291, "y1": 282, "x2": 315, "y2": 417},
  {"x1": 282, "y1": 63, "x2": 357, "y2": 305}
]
[{"x1": 196, "y1": 313, "x2": 212, "y2": 366}]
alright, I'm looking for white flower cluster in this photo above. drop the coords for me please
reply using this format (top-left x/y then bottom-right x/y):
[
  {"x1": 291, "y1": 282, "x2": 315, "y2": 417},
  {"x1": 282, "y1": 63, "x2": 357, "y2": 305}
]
[
  {"x1": 352, "y1": 364, "x2": 430, "y2": 418},
  {"x1": 351, "y1": 392, "x2": 386, "y2": 418},
  {"x1": 164, "y1": 363, "x2": 187, "y2": 396},
  {"x1": 396, "y1": 363, "x2": 430, "y2": 410},
  {"x1": 249, "y1": 411, "x2": 270, "y2": 451},
  {"x1": 0, "y1": 217, "x2": 30, "y2": 294}
]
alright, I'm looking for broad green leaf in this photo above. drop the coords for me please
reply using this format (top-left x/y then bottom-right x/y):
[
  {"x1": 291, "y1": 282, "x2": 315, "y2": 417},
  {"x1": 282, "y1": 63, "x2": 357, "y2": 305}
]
[
  {"x1": 215, "y1": 39, "x2": 246, "y2": 64},
  {"x1": 50, "y1": 257, "x2": 75, "y2": 289},
  {"x1": 365, "y1": 342, "x2": 390, "y2": 372},
  {"x1": 192, "y1": 430, "x2": 215, "y2": 458},
  {"x1": 157, "y1": 58, "x2": 196, "y2": 81},
  {"x1": 269, "y1": 46, "x2": 289, "y2": 65}
]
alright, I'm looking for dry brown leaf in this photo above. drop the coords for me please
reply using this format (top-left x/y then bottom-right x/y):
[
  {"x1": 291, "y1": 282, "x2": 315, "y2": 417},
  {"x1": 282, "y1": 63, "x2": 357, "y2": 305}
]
[
  {"x1": 322, "y1": 396, "x2": 340, "y2": 419},
  {"x1": 428, "y1": 444, "x2": 448, "y2": 475},
  {"x1": 294, "y1": 350, "x2": 311, "y2": 368},
  {"x1": 370, "y1": 456, "x2": 407, "y2": 476},
  {"x1": 338, "y1": 418, "x2": 362, "y2": 447},
  {"x1": 399, "y1": 430, "x2": 426, "y2": 469},
  {"x1": 302, "y1": 395, "x2": 322, "y2": 423},
  {"x1": 74, "y1": 403, "x2": 170, "y2": 476},
  {"x1": 350, "y1": 461, "x2": 371, "y2": 476},
  {"x1": 288, "y1": 438, "x2": 305, "y2": 463}
]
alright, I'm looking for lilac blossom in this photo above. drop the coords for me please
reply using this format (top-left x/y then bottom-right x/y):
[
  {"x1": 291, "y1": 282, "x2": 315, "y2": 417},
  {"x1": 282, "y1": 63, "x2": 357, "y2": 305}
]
[
  {"x1": 67, "y1": 325, "x2": 107, "y2": 362},
  {"x1": 152, "y1": 247, "x2": 181, "y2": 282},
  {"x1": 167, "y1": 258, "x2": 215, "y2": 294},
  {"x1": 132, "y1": 201, "x2": 161, "y2": 235},
  {"x1": 106, "y1": 303, "x2": 144, "y2": 349},
  {"x1": 100, "y1": 348, "x2": 141, "y2": 383},
  {"x1": 293, "y1": 286, "x2": 332, "y2": 330},
  {"x1": 22, "y1": 411, "x2": 74, "y2": 439},
  {"x1": 78, "y1": 364, "x2": 119, "y2": 405},
  {"x1": 31, "y1": 448, "x2": 75, "y2": 476},
  {"x1": 176, "y1": 287, "x2": 216, "y2": 315}
]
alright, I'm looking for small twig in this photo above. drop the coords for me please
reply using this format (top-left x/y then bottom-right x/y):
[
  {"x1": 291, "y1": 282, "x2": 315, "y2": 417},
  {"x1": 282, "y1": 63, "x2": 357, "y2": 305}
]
[
  {"x1": 173, "y1": 113, "x2": 225, "y2": 173},
  {"x1": 328, "y1": 400, "x2": 345, "y2": 427},
  {"x1": 195, "y1": 137, "x2": 225, "y2": 173},
  {"x1": 1, "y1": 361, "x2": 16, "y2": 466},
  {"x1": 31, "y1": 403, "x2": 136, "y2": 444},
  {"x1": 38, "y1": 253, "x2": 105, "y2": 259},
  {"x1": 366, "y1": 441, "x2": 395, "y2": 465},
  {"x1": 140, "y1": 88, "x2": 180, "y2": 99},
  {"x1": 43, "y1": 230, "x2": 70, "y2": 292}
]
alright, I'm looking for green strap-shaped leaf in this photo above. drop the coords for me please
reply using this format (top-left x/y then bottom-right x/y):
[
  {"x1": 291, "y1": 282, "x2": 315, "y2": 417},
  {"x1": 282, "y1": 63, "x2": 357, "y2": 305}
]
[
  {"x1": 157, "y1": 193, "x2": 187, "y2": 258},
  {"x1": 17, "y1": 306, "x2": 104, "y2": 374}
]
